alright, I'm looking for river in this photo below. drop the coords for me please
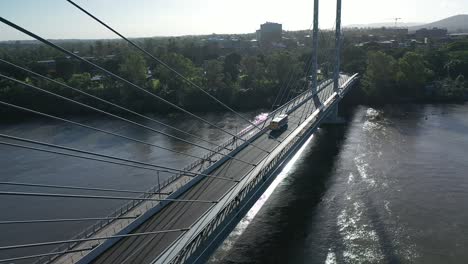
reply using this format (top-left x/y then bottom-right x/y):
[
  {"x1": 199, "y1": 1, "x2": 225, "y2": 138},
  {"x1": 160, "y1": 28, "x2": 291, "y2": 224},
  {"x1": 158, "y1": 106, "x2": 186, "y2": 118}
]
[
  {"x1": 1, "y1": 104, "x2": 468, "y2": 263},
  {"x1": 209, "y1": 104, "x2": 468, "y2": 264},
  {"x1": 0, "y1": 110, "x2": 263, "y2": 261}
]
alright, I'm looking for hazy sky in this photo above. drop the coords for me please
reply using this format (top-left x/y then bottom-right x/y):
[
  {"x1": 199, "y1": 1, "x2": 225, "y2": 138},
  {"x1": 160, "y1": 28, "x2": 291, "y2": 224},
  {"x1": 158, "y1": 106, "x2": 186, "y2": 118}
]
[{"x1": 0, "y1": 0, "x2": 467, "y2": 41}]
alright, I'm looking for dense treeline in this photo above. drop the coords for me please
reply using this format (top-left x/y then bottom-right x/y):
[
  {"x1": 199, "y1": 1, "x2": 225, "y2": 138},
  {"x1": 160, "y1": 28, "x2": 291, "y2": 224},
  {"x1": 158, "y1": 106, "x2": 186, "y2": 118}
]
[
  {"x1": 353, "y1": 40, "x2": 468, "y2": 104},
  {"x1": 0, "y1": 37, "x2": 320, "y2": 117},
  {"x1": 0, "y1": 34, "x2": 467, "y2": 119}
]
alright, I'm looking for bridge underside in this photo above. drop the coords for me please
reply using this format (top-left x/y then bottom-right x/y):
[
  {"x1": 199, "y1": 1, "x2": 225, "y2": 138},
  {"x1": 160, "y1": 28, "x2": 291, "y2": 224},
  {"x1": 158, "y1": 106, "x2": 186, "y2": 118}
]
[{"x1": 52, "y1": 74, "x2": 358, "y2": 264}]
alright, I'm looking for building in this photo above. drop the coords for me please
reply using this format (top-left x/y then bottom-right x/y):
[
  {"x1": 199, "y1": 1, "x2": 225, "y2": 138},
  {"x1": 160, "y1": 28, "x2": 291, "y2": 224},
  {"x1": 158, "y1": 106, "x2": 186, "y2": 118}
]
[
  {"x1": 256, "y1": 22, "x2": 282, "y2": 47},
  {"x1": 415, "y1": 27, "x2": 448, "y2": 39},
  {"x1": 36, "y1": 59, "x2": 56, "y2": 74}
]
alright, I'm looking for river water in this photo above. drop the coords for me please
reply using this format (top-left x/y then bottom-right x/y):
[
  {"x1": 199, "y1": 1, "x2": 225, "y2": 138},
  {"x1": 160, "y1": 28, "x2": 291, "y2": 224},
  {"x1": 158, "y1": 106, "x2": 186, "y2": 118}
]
[
  {"x1": 1, "y1": 104, "x2": 468, "y2": 263},
  {"x1": 210, "y1": 104, "x2": 468, "y2": 264},
  {"x1": 0, "y1": 110, "x2": 263, "y2": 261}
]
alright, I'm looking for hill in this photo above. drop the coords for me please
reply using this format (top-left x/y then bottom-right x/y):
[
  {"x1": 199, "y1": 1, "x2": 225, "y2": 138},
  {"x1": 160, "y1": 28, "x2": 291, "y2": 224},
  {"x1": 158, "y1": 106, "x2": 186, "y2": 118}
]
[{"x1": 409, "y1": 14, "x2": 468, "y2": 33}]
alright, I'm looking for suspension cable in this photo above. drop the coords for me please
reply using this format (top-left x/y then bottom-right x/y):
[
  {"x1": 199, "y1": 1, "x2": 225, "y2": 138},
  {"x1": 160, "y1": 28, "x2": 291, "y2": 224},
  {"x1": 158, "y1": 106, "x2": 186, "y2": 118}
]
[
  {"x1": 0, "y1": 17, "x2": 271, "y2": 154},
  {"x1": 0, "y1": 140, "x2": 170, "y2": 172},
  {"x1": 269, "y1": 22, "x2": 313, "y2": 112},
  {"x1": 0, "y1": 101, "x2": 209, "y2": 162},
  {"x1": 0, "y1": 58, "x2": 232, "y2": 153},
  {"x1": 0, "y1": 74, "x2": 256, "y2": 166},
  {"x1": 90, "y1": 24, "x2": 345, "y2": 264},
  {"x1": 66, "y1": 0, "x2": 265, "y2": 133},
  {"x1": 0, "y1": 246, "x2": 96, "y2": 263},
  {"x1": 157, "y1": 106, "x2": 306, "y2": 263},
  {"x1": 0, "y1": 228, "x2": 190, "y2": 251},
  {"x1": 132, "y1": 87, "x2": 323, "y2": 261},
  {"x1": 0, "y1": 191, "x2": 217, "y2": 204},
  {"x1": 77, "y1": 77, "x2": 336, "y2": 264},
  {"x1": 280, "y1": 54, "x2": 315, "y2": 113},
  {"x1": 0, "y1": 141, "x2": 238, "y2": 183},
  {"x1": 157, "y1": 71, "x2": 341, "y2": 264},
  {"x1": 0, "y1": 181, "x2": 170, "y2": 195},
  {"x1": 0, "y1": 136, "x2": 239, "y2": 183},
  {"x1": 0, "y1": 216, "x2": 139, "y2": 225}
]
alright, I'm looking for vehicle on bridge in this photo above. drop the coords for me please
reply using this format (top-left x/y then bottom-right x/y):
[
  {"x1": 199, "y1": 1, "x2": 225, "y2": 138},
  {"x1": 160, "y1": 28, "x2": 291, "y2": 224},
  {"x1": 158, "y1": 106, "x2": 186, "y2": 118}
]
[{"x1": 269, "y1": 114, "x2": 288, "y2": 131}]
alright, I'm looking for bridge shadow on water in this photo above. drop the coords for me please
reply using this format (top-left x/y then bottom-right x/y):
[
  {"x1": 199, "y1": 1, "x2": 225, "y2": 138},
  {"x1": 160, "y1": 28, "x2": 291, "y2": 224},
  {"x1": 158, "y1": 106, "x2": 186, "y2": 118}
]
[
  {"x1": 215, "y1": 109, "x2": 401, "y2": 264},
  {"x1": 213, "y1": 124, "x2": 350, "y2": 264}
]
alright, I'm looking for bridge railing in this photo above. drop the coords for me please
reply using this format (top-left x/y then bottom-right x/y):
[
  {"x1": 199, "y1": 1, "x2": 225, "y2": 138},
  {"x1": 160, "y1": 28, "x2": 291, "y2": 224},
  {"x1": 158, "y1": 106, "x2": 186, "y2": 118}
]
[
  {"x1": 170, "y1": 78, "x2": 334, "y2": 176},
  {"x1": 168, "y1": 96, "x2": 325, "y2": 264},
  {"x1": 37, "y1": 77, "x2": 341, "y2": 264},
  {"x1": 35, "y1": 183, "x2": 168, "y2": 264},
  {"x1": 165, "y1": 74, "x2": 358, "y2": 264}
]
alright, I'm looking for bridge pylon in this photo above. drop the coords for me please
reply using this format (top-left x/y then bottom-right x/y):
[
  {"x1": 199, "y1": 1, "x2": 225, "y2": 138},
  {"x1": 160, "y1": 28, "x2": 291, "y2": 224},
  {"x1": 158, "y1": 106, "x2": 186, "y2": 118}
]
[
  {"x1": 323, "y1": 105, "x2": 345, "y2": 124},
  {"x1": 311, "y1": 0, "x2": 322, "y2": 108},
  {"x1": 333, "y1": 0, "x2": 342, "y2": 92},
  {"x1": 324, "y1": 0, "x2": 345, "y2": 125}
]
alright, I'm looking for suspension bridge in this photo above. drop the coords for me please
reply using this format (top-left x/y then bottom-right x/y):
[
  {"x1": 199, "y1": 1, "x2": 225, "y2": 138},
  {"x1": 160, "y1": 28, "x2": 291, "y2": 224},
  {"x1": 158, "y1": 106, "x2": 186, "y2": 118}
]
[{"x1": 0, "y1": 0, "x2": 358, "y2": 263}]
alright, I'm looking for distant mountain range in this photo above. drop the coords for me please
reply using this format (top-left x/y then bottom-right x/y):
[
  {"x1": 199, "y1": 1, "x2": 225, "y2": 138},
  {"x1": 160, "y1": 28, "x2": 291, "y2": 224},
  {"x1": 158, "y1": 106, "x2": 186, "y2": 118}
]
[
  {"x1": 408, "y1": 14, "x2": 468, "y2": 33},
  {"x1": 346, "y1": 14, "x2": 468, "y2": 33}
]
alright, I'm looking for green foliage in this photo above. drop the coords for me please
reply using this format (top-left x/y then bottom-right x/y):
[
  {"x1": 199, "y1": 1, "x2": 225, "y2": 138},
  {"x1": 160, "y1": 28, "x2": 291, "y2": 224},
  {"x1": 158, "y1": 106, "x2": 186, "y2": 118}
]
[
  {"x1": 432, "y1": 75, "x2": 467, "y2": 101},
  {"x1": 396, "y1": 52, "x2": 433, "y2": 98},
  {"x1": 362, "y1": 51, "x2": 397, "y2": 101},
  {"x1": 118, "y1": 51, "x2": 147, "y2": 85},
  {"x1": 204, "y1": 59, "x2": 226, "y2": 93},
  {"x1": 447, "y1": 51, "x2": 468, "y2": 79},
  {"x1": 223, "y1": 53, "x2": 241, "y2": 82},
  {"x1": 446, "y1": 41, "x2": 468, "y2": 52},
  {"x1": 360, "y1": 40, "x2": 468, "y2": 103},
  {"x1": 342, "y1": 45, "x2": 367, "y2": 74},
  {"x1": 1, "y1": 35, "x2": 468, "y2": 117},
  {"x1": 68, "y1": 73, "x2": 91, "y2": 90}
]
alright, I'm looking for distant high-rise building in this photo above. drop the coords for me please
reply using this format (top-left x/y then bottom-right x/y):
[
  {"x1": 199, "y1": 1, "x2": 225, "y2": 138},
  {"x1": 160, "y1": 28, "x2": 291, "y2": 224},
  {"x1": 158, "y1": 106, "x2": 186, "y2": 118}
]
[{"x1": 257, "y1": 22, "x2": 282, "y2": 47}]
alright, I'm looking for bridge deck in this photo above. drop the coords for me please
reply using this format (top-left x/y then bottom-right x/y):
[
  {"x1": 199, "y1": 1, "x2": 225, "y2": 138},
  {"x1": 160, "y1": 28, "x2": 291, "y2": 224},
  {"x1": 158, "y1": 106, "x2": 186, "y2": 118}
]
[
  {"x1": 52, "y1": 76, "x2": 353, "y2": 264},
  {"x1": 88, "y1": 78, "x2": 345, "y2": 264}
]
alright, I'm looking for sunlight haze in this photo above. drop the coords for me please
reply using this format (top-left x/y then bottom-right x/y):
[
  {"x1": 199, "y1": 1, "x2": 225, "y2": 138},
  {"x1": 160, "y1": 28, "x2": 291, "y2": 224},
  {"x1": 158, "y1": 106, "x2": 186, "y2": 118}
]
[{"x1": 0, "y1": 0, "x2": 467, "y2": 40}]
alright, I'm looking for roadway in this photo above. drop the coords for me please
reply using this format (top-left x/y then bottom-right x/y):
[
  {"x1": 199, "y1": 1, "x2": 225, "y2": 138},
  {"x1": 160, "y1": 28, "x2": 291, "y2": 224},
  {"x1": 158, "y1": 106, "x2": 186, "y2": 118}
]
[{"x1": 90, "y1": 78, "x2": 342, "y2": 264}]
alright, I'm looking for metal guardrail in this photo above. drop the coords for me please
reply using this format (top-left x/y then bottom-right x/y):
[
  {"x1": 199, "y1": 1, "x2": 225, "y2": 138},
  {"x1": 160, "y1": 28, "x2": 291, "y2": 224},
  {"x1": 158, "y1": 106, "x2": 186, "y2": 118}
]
[
  {"x1": 168, "y1": 102, "x2": 321, "y2": 264},
  {"x1": 36, "y1": 77, "x2": 342, "y2": 264},
  {"x1": 165, "y1": 75, "x2": 358, "y2": 264}
]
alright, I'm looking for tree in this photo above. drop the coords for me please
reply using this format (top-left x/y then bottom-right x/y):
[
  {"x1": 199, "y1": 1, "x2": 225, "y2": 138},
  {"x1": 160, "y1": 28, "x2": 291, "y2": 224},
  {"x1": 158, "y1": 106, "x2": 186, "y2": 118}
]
[
  {"x1": 55, "y1": 57, "x2": 77, "y2": 80},
  {"x1": 342, "y1": 45, "x2": 367, "y2": 74},
  {"x1": 435, "y1": 75, "x2": 467, "y2": 101},
  {"x1": 396, "y1": 52, "x2": 433, "y2": 98},
  {"x1": 240, "y1": 55, "x2": 265, "y2": 89},
  {"x1": 447, "y1": 51, "x2": 468, "y2": 79},
  {"x1": 362, "y1": 51, "x2": 398, "y2": 101},
  {"x1": 265, "y1": 51, "x2": 303, "y2": 90},
  {"x1": 68, "y1": 73, "x2": 91, "y2": 90},
  {"x1": 424, "y1": 49, "x2": 448, "y2": 77},
  {"x1": 154, "y1": 52, "x2": 202, "y2": 107},
  {"x1": 223, "y1": 53, "x2": 242, "y2": 82},
  {"x1": 118, "y1": 51, "x2": 147, "y2": 85},
  {"x1": 95, "y1": 41, "x2": 104, "y2": 56},
  {"x1": 204, "y1": 60, "x2": 225, "y2": 93}
]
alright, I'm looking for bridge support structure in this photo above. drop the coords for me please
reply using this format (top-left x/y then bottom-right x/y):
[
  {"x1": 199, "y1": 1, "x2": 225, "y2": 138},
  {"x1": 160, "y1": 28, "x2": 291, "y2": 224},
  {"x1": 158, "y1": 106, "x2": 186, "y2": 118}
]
[
  {"x1": 155, "y1": 74, "x2": 359, "y2": 264},
  {"x1": 325, "y1": 0, "x2": 344, "y2": 125},
  {"x1": 311, "y1": 0, "x2": 321, "y2": 108},
  {"x1": 322, "y1": 105, "x2": 345, "y2": 124},
  {"x1": 333, "y1": 0, "x2": 342, "y2": 92}
]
